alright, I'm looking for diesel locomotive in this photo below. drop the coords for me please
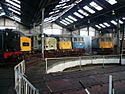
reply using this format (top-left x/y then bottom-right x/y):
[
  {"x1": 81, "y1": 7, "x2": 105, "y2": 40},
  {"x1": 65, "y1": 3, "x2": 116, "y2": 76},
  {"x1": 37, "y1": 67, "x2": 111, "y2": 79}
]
[{"x1": 0, "y1": 29, "x2": 31, "y2": 63}]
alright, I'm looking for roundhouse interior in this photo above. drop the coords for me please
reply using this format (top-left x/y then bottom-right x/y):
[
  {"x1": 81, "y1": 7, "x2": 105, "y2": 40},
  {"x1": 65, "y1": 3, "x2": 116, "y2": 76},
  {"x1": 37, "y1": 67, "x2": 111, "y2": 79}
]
[{"x1": 0, "y1": 0, "x2": 125, "y2": 94}]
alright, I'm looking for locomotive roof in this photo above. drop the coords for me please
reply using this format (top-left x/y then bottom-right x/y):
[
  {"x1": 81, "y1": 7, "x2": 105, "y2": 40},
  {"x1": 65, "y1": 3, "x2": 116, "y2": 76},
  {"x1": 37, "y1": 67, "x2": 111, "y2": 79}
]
[{"x1": 0, "y1": 29, "x2": 25, "y2": 36}]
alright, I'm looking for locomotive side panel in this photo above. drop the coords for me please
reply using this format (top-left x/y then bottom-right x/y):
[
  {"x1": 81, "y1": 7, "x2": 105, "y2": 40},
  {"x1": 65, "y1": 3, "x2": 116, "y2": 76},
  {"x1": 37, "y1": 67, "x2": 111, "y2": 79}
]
[{"x1": 92, "y1": 38, "x2": 99, "y2": 49}]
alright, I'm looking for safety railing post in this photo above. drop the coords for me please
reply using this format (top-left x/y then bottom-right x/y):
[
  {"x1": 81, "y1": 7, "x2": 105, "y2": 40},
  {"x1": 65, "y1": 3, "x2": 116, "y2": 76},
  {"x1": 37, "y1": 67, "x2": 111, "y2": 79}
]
[
  {"x1": 79, "y1": 81, "x2": 90, "y2": 94},
  {"x1": 109, "y1": 75, "x2": 112, "y2": 94},
  {"x1": 45, "y1": 58, "x2": 48, "y2": 73},
  {"x1": 79, "y1": 57, "x2": 82, "y2": 70},
  {"x1": 14, "y1": 60, "x2": 39, "y2": 94},
  {"x1": 19, "y1": 74, "x2": 21, "y2": 94},
  {"x1": 91, "y1": 56, "x2": 93, "y2": 64},
  {"x1": 102, "y1": 56, "x2": 105, "y2": 68}
]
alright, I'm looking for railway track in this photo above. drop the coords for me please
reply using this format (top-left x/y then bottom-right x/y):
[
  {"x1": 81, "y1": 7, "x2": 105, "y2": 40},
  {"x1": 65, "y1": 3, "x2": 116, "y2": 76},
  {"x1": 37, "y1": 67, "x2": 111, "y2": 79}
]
[{"x1": 44, "y1": 65, "x2": 125, "y2": 94}]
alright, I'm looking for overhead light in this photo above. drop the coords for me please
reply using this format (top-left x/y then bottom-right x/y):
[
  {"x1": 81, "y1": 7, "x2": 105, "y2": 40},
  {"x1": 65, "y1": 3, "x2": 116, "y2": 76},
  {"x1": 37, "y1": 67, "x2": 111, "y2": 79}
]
[
  {"x1": 73, "y1": 12, "x2": 84, "y2": 18},
  {"x1": 68, "y1": 15, "x2": 77, "y2": 21},
  {"x1": 60, "y1": 21, "x2": 68, "y2": 26},
  {"x1": 95, "y1": 25, "x2": 101, "y2": 29},
  {"x1": 8, "y1": 7, "x2": 21, "y2": 15},
  {"x1": 103, "y1": 22, "x2": 110, "y2": 27},
  {"x1": 62, "y1": 19, "x2": 70, "y2": 24},
  {"x1": 90, "y1": 1, "x2": 103, "y2": 11},
  {"x1": 78, "y1": 9, "x2": 89, "y2": 16},
  {"x1": 99, "y1": 24, "x2": 106, "y2": 28},
  {"x1": 65, "y1": 18, "x2": 74, "y2": 23},
  {"x1": 111, "y1": 20, "x2": 117, "y2": 25},
  {"x1": 6, "y1": 0, "x2": 21, "y2": 8},
  {"x1": 119, "y1": 20, "x2": 123, "y2": 24},
  {"x1": 83, "y1": 6, "x2": 95, "y2": 14},
  {"x1": 105, "y1": 0, "x2": 117, "y2": 5}
]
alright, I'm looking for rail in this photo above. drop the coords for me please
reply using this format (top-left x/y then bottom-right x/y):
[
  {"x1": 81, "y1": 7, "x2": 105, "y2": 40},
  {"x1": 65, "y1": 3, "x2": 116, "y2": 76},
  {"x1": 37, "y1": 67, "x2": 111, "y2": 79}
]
[{"x1": 14, "y1": 60, "x2": 39, "y2": 94}]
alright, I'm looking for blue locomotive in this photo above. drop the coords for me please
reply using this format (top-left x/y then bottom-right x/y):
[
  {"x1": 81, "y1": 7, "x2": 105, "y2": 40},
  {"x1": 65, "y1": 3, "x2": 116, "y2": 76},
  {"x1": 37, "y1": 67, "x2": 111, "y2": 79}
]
[{"x1": 72, "y1": 35, "x2": 85, "y2": 49}]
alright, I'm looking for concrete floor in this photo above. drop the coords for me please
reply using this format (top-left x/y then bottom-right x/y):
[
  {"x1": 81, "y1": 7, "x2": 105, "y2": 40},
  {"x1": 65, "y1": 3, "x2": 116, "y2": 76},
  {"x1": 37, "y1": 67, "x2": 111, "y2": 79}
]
[
  {"x1": 26, "y1": 60, "x2": 125, "y2": 94},
  {"x1": 0, "y1": 65, "x2": 15, "y2": 94}
]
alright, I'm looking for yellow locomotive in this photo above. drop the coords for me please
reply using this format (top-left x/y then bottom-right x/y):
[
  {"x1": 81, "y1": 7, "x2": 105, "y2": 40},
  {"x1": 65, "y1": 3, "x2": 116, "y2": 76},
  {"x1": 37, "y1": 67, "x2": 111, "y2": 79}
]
[{"x1": 92, "y1": 36, "x2": 113, "y2": 54}]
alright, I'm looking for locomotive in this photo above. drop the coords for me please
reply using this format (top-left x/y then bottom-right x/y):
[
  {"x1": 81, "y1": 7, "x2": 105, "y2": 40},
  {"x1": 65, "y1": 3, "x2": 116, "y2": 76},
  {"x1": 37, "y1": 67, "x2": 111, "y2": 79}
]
[
  {"x1": 92, "y1": 36, "x2": 113, "y2": 54},
  {"x1": 0, "y1": 29, "x2": 31, "y2": 63},
  {"x1": 30, "y1": 34, "x2": 86, "y2": 57}
]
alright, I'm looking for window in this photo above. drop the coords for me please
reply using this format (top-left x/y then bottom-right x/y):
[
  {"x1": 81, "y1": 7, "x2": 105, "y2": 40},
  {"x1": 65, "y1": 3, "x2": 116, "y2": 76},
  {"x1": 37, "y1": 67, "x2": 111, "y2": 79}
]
[
  {"x1": 105, "y1": 0, "x2": 117, "y2": 5},
  {"x1": 23, "y1": 42, "x2": 29, "y2": 46},
  {"x1": 83, "y1": 6, "x2": 95, "y2": 14},
  {"x1": 90, "y1": 1, "x2": 103, "y2": 11},
  {"x1": 73, "y1": 12, "x2": 84, "y2": 18},
  {"x1": 68, "y1": 15, "x2": 77, "y2": 21},
  {"x1": 78, "y1": 9, "x2": 89, "y2": 16}
]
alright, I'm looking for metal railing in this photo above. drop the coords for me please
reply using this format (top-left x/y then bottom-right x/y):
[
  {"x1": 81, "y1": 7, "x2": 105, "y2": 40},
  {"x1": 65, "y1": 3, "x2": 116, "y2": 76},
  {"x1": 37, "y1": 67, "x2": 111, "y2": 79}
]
[
  {"x1": 45, "y1": 55, "x2": 121, "y2": 73},
  {"x1": 14, "y1": 60, "x2": 39, "y2": 94}
]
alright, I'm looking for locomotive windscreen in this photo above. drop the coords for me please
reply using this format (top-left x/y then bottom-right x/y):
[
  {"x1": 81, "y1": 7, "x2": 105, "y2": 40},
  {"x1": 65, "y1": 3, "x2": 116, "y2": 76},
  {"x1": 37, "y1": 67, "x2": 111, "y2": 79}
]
[
  {"x1": 0, "y1": 32, "x2": 3, "y2": 50},
  {"x1": 4, "y1": 30, "x2": 20, "y2": 51}
]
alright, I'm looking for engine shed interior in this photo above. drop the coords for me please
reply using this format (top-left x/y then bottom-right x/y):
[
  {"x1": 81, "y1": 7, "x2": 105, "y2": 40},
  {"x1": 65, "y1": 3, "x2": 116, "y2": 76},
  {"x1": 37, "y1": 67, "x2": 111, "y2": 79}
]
[{"x1": 0, "y1": 0, "x2": 125, "y2": 94}]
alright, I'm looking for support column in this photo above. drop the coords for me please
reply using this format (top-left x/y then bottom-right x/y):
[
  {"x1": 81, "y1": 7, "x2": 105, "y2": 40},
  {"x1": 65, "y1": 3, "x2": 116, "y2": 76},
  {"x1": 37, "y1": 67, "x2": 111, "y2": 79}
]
[
  {"x1": 119, "y1": 23, "x2": 125, "y2": 65},
  {"x1": 116, "y1": 19, "x2": 120, "y2": 54},
  {"x1": 40, "y1": 8, "x2": 45, "y2": 59},
  {"x1": 87, "y1": 20, "x2": 90, "y2": 36}
]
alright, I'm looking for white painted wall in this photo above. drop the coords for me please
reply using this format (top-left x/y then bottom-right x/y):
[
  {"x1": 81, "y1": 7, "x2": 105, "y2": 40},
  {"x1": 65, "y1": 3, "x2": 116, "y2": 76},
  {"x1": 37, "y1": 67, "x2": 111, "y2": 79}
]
[
  {"x1": 80, "y1": 27, "x2": 95, "y2": 36},
  {"x1": 30, "y1": 23, "x2": 70, "y2": 35},
  {"x1": 0, "y1": 18, "x2": 30, "y2": 34}
]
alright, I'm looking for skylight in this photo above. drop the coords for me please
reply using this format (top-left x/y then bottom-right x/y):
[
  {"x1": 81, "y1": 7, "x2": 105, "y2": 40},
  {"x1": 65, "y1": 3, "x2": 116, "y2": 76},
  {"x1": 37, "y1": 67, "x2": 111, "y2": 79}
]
[
  {"x1": 49, "y1": 12, "x2": 54, "y2": 15},
  {"x1": 8, "y1": 4, "x2": 20, "y2": 11},
  {"x1": 68, "y1": 15, "x2": 77, "y2": 21},
  {"x1": 59, "y1": 0, "x2": 70, "y2": 4},
  {"x1": 119, "y1": 20, "x2": 124, "y2": 24},
  {"x1": 6, "y1": 0, "x2": 21, "y2": 8},
  {"x1": 122, "y1": 17, "x2": 125, "y2": 20},
  {"x1": 62, "y1": 19, "x2": 70, "y2": 24},
  {"x1": 13, "y1": 0, "x2": 21, "y2": 4},
  {"x1": 103, "y1": 22, "x2": 110, "y2": 27},
  {"x1": 73, "y1": 12, "x2": 84, "y2": 18},
  {"x1": 0, "y1": 7, "x2": 2, "y2": 10},
  {"x1": 56, "y1": 3, "x2": 66, "y2": 8},
  {"x1": 110, "y1": 20, "x2": 117, "y2": 25},
  {"x1": 8, "y1": 7, "x2": 21, "y2": 15},
  {"x1": 60, "y1": 21, "x2": 68, "y2": 26},
  {"x1": 13, "y1": 16, "x2": 21, "y2": 22},
  {"x1": 95, "y1": 25, "x2": 101, "y2": 29},
  {"x1": 83, "y1": 6, "x2": 95, "y2": 14},
  {"x1": 99, "y1": 24, "x2": 106, "y2": 28},
  {"x1": 65, "y1": 18, "x2": 74, "y2": 23},
  {"x1": 90, "y1": 1, "x2": 103, "y2": 11},
  {"x1": 105, "y1": 0, "x2": 117, "y2": 5},
  {"x1": 0, "y1": 12, "x2": 5, "y2": 16},
  {"x1": 78, "y1": 9, "x2": 89, "y2": 16}
]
